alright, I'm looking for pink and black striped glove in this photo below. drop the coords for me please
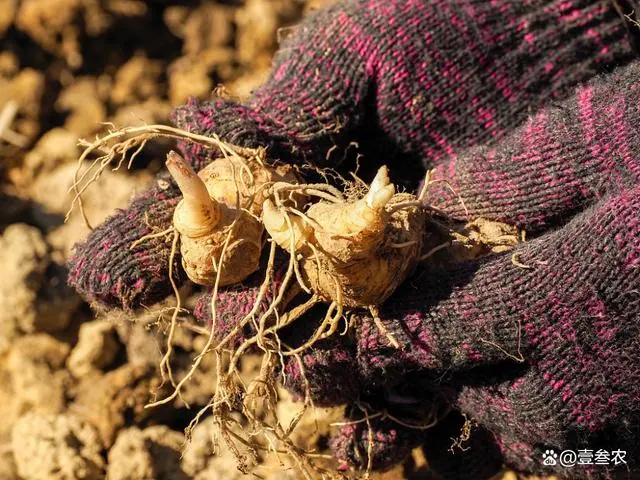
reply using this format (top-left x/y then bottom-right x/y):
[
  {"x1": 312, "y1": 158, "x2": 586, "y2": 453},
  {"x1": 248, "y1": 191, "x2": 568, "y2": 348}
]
[
  {"x1": 265, "y1": 62, "x2": 640, "y2": 477},
  {"x1": 68, "y1": 0, "x2": 637, "y2": 308}
]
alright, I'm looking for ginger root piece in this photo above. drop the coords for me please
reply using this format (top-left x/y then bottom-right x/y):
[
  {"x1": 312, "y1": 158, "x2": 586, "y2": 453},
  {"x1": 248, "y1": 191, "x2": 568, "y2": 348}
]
[
  {"x1": 264, "y1": 166, "x2": 426, "y2": 308},
  {"x1": 166, "y1": 150, "x2": 299, "y2": 286}
]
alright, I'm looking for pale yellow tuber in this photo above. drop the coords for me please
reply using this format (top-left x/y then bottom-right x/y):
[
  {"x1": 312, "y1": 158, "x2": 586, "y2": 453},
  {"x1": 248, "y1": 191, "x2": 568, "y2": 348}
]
[
  {"x1": 264, "y1": 166, "x2": 426, "y2": 308},
  {"x1": 166, "y1": 150, "x2": 299, "y2": 286}
]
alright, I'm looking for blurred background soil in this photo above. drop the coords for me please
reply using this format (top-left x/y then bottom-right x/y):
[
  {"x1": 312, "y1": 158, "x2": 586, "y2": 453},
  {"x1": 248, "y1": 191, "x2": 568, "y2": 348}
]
[{"x1": 0, "y1": 1, "x2": 552, "y2": 479}]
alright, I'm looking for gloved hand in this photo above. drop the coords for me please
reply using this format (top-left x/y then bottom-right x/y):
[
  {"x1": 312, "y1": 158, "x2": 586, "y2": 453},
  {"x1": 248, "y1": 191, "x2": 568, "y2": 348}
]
[
  {"x1": 311, "y1": 63, "x2": 640, "y2": 478},
  {"x1": 66, "y1": 0, "x2": 640, "y2": 478},
  {"x1": 68, "y1": 0, "x2": 637, "y2": 308},
  {"x1": 192, "y1": 60, "x2": 640, "y2": 478}
]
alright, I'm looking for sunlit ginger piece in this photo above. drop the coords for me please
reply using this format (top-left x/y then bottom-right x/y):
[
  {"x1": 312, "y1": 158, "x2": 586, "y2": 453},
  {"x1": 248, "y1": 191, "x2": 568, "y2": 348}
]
[
  {"x1": 167, "y1": 150, "x2": 301, "y2": 286},
  {"x1": 263, "y1": 166, "x2": 426, "y2": 308}
]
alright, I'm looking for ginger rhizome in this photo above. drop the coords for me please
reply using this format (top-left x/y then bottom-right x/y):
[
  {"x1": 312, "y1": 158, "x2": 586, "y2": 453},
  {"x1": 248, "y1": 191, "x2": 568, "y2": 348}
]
[
  {"x1": 166, "y1": 150, "x2": 298, "y2": 286},
  {"x1": 264, "y1": 166, "x2": 425, "y2": 309}
]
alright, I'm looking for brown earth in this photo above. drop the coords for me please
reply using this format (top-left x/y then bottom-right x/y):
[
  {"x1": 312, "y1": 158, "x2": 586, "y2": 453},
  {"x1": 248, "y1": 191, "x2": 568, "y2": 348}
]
[{"x1": 0, "y1": 1, "x2": 551, "y2": 479}]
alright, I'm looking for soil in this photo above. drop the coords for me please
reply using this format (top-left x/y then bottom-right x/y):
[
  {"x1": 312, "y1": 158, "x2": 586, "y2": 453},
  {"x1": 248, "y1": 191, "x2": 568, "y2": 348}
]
[{"x1": 0, "y1": 1, "x2": 550, "y2": 479}]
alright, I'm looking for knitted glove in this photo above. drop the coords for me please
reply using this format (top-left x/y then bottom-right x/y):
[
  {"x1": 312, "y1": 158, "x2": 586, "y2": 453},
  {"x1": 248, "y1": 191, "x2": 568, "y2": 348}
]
[
  {"x1": 66, "y1": 2, "x2": 640, "y2": 475},
  {"x1": 354, "y1": 185, "x2": 640, "y2": 476},
  {"x1": 329, "y1": 406, "x2": 429, "y2": 472},
  {"x1": 173, "y1": 0, "x2": 636, "y2": 177},
  {"x1": 67, "y1": 173, "x2": 184, "y2": 308},
  {"x1": 425, "y1": 54, "x2": 640, "y2": 232},
  {"x1": 68, "y1": 0, "x2": 637, "y2": 308},
  {"x1": 243, "y1": 63, "x2": 638, "y2": 477},
  {"x1": 330, "y1": 407, "x2": 504, "y2": 478},
  {"x1": 190, "y1": 184, "x2": 640, "y2": 473}
]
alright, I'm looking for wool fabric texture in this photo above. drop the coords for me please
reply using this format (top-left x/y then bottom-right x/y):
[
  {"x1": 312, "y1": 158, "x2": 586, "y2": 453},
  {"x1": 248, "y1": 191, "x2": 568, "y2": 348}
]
[
  {"x1": 355, "y1": 188, "x2": 640, "y2": 477},
  {"x1": 425, "y1": 58, "x2": 640, "y2": 232},
  {"x1": 326, "y1": 62, "x2": 639, "y2": 476},
  {"x1": 68, "y1": 174, "x2": 183, "y2": 308},
  {"x1": 279, "y1": 313, "x2": 362, "y2": 407},
  {"x1": 193, "y1": 258, "x2": 286, "y2": 351},
  {"x1": 173, "y1": 0, "x2": 635, "y2": 174},
  {"x1": 193, "y1": 251, "x2": 297, "y2": 354},
  {"x1": 330, "y1": 407, "x2": 427, "y2": 472},
  {"x1": 345, "y1": 68, "x2": 640, "y2": 474}
]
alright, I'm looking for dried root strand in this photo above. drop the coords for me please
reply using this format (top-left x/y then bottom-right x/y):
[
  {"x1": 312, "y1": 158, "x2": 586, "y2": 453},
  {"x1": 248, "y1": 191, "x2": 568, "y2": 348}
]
[
  {"x1": 67, "y1": 124, "x2": 265, "y2": 227},
  {"x1": 145, "y1": 200, "x2": 240, "y2": 409},
  {"x1": 369, "y1": 305, "x2": 400, "y2": 349},
  {"x1": 157, "y1": 230, "x2": 183, "y2": 396}
]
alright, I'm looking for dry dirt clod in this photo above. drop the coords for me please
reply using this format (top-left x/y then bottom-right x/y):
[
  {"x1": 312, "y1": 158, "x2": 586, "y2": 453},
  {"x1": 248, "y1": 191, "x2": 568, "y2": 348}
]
[
  {"x1": 68, "y1": 319, "x2": 120, "y2": 378},
  {"x1": 70, "y1": 364, "x2": 167, "y2": 447},
  {"x1": 164, "y1": 3, "x2": 235, "y2": 103},
  {"x1": 114, "y1": 320, "x2": 162, "y2": 368},
  {"x1": 56, "y1": 77, "x2": 108, "y2": 138},
  {"x1": 0, "y1": 222, "x2": 48, "y2": 287},
  {"x1": 107, "y1": 425, "x2": 187, "y2": 480},
  {"x1": 172, "y1": 343, "x2": 219, "y2": 409},
  {"x1": 111, "y1": 98, "x2": 172, "y2": 131},
  {"x1": 11, "y1": 413, "x2": 105, "y2": 480},
  {"x1": 0, "y1": 51, "x2": 18, "y2": 77},
  {"x1": 111, "y1": 53, "x2": 164, "y2": 106},
  {"x1": 21, "y1": 128, "x2": 80, "y2": 184},
  {"x1": 168, "y1": 58, "x2": 215, "y2": 105},
  {"x1": 108, "y1": 427, "x2": 155, "y2": 480},
  {"x1": 180, "y1": 418, "x2": 214, "y2": 477},
  {"x1": 110, "y1": 305, "x2": 220, "y2": 408},
  {"x1": 0, "y1": 224, "x2": 47, "y2": 349},
  {"x1": 14, "y1": 0, "x2": 146, "y2": 68},
  {"x1": 0, "y1": 362, "x2": 19, "y2": 442},
  {"x1": 8, "y1": 334, "x2": 72, "y2": 418},
  {"x1": 0, "y1": 335, "x2": 70, "y2": 445},
  {"x1": 0, "y1": 0, "x2": 16, "y2": 38},
  {"x1": 0, "y1": 67, "x2": 46, "y2": 145},
  {"x1": 181, "y1": 417, "x2": 252, "y2": 480},
  {"x1": 16, "y1": 0, "x2": 86, "y2": 67},
  {"x1": 165, "y1": 4, "x2": 233, "y2": 57},
  {"x1": 236, "y1": 0, "x2": 303, "y2": 71},
  {"x1": 275, "y1": 387, "x2": 344, "y2": 453},
  {"x1": 0, "y1": 224, "x2": 80, "y2": 346},
  {"x1": 29, "y1": 162, "x2": 152, "y2": 259},
  {"x1": 0, "y1": 445, "x2": 17, "y2": 480}
]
